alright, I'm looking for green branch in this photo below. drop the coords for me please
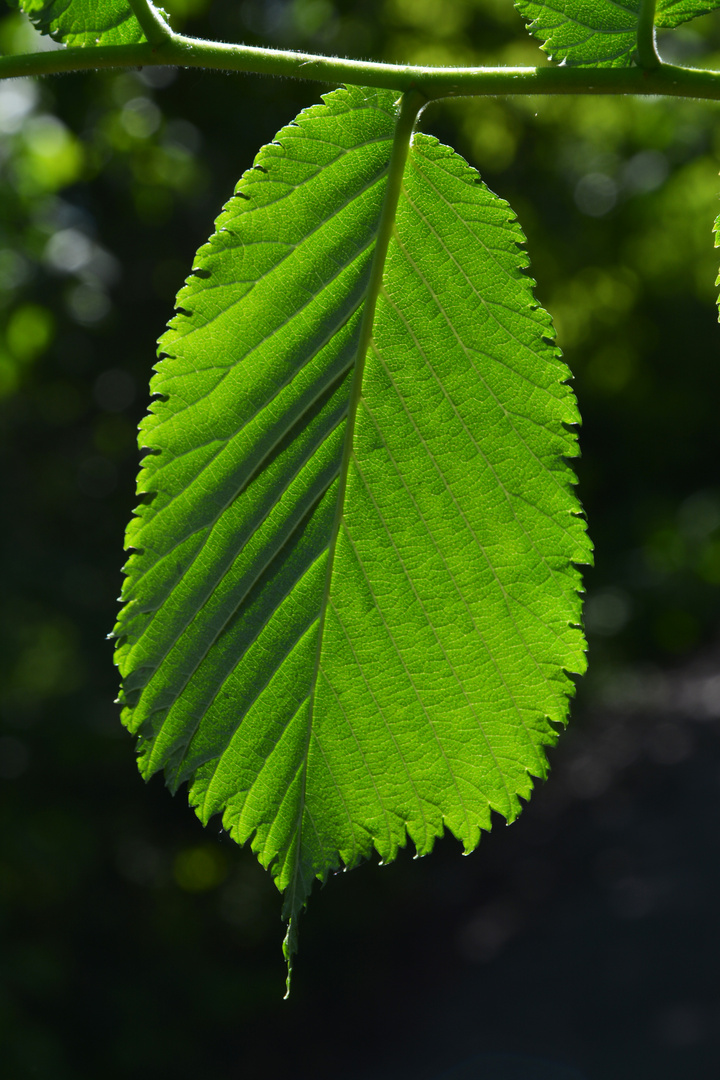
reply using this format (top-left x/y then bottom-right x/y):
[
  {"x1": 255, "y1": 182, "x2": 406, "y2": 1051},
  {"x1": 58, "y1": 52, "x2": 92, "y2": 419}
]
[{"x1": 1, "y1": 32, "x2": 720, "y2": 101}]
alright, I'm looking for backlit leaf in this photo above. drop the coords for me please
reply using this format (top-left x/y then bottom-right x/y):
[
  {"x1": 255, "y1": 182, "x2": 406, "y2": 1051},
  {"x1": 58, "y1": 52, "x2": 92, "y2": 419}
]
[
  {"x1": 10, "y1": 0, "x2": 146, "y2": 46},
  {"x1": 114, "y1": 85, "x2": 590, "y2": 986},
  {"x1": 655, "y1": 0, "x2": 720, "y2": 28},
  {"x1": 515, "y1": 0, "x2": 720, "y2": 67}
]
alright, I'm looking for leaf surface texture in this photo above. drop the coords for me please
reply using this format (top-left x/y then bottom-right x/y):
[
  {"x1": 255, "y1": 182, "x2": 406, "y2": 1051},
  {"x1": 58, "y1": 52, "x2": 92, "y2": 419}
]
[
  {"x1": 11, "y1": 0, "x2": 146, "y2": 46},
  {"x1": 515, "y1": 0, "x2": 720, "y2": 66},
  {"x1": 655, "y1": 0, "x2": 720, "y2": 27},
  {"x1": 115, "y1": 85, "x2": 590, "y2": 974}
]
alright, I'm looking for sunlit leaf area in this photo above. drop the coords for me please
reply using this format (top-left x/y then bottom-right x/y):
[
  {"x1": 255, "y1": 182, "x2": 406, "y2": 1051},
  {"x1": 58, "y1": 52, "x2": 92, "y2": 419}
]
[{"x1": 2, "y1": 0, "x2": 720, "y2": 1076}]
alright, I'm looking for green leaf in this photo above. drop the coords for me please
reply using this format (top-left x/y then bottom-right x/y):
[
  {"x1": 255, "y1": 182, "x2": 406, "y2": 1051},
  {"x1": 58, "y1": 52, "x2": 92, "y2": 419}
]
[
  {"x1": 114, "y1": 85, "x2": 590, "y2": 987},
  {"x1": 515, "y1": 0, "x2": 640, "y2": 68},
  {"x1": 9, "y1": 0, "x2": 146, "y2": 46},
  {"x1": 655, "y1": 0, "x2": 720, "y2": 29},
  {"x1": 515, "y1": 0, "x2": 720, "y2": 67}
]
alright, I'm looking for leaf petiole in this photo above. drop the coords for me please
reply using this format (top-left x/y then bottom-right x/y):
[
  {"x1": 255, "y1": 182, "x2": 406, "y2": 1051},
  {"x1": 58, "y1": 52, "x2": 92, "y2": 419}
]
[
  {"x1": 125, "y1": 0, "x2": 175, "y2": 46},
  {"x1": 637, "y1": 0, "x2": 661, "y2": 69}
]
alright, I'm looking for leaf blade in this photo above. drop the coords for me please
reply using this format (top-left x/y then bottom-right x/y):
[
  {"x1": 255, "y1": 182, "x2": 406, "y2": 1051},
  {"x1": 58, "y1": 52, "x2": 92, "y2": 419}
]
[
  {"x1": 515, "y1": 0, "x2": 641, "y2": 68},
  {"x1": 115, "y1": 86, "x2": 591, "y2": 984},
  {"x1": 10, "y1": 0, "x2": 146, "y2": 46},
  {"x1": 655, "y1": 0, "x2": 720, "y2": 28},
  {"x1": 515, "y1": 0, "x2": 720, "y2": 67}
]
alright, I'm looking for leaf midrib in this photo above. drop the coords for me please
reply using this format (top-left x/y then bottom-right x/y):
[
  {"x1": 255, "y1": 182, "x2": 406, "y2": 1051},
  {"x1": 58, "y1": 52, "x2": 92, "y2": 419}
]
[{"x1": 282, "y1": 90, "x2": 425, "y2": 944}]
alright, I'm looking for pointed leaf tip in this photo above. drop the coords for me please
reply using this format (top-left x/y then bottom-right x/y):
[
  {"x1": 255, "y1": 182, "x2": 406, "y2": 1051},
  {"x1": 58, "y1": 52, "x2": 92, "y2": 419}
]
[{"x1": 282, "y1": 917, "x2": 298, "y2": 998}]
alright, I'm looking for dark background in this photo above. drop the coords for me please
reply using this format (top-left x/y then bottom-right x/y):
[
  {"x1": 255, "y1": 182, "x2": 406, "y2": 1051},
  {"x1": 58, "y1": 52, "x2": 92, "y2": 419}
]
[{"x1": 1, "y1": 1, "x2": 720, "y2": 1076}]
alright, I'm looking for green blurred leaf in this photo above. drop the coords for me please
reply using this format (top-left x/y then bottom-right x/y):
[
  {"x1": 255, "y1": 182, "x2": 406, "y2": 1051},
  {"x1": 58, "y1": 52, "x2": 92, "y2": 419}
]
[
  {"x1": 515, "y1": 0, "x2": 720, "y2": 67},
  {"x1": 5, "y1": 302, "x2": 54, "y2": 361},
  {"x1": 114, "y1": 84, "x2": 589, "y2": 981},
  {"x1": 9, "y1": 0, "x2": 146, "y2": 46}
]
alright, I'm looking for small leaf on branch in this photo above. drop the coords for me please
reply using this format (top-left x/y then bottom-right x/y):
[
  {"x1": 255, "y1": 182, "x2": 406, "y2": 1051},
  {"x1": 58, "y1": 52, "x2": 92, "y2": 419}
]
[
  {"x1": 9, "y1": 0, "x2": 147, "y2": 46},
  {"x1": 655, "y1": 0, "x2": 720, "y2": 26},
  {"x1": 515, "y1": 0, "x2": 720, "y2": 67}
]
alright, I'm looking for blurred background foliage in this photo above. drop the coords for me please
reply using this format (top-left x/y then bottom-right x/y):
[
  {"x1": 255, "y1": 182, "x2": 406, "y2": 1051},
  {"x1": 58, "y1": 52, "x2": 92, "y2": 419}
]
[{"x1": 2, "y1": 1, "x2": 720, "y2": 1077}]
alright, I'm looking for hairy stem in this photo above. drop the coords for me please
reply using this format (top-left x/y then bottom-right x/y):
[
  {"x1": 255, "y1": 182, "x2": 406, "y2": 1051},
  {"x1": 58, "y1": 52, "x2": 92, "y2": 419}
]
[{"x1": 1, "y1": 35, "x2": 720, "y2": 101}]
